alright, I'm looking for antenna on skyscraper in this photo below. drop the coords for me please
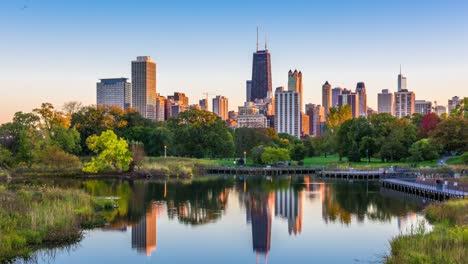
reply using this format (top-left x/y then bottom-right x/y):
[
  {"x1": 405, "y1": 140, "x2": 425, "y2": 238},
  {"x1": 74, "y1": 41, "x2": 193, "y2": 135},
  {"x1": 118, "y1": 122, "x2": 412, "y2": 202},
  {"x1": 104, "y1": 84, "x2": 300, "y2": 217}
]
[
  {"x1": 265, "y1": 30, "x2": 268, "y2": 51},
  {"x1": 400, "y1": 64, "x2": 402, "y2": 75},
  {"x1": 256, "y1": 26, "x2": 259, "y2": 52}
]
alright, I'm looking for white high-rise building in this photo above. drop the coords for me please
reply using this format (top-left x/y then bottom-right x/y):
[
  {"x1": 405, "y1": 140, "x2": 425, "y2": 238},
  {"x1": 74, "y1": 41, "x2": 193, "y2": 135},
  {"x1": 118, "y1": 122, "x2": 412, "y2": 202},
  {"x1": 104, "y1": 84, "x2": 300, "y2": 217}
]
[
  {"x1": 394, "y1": 89, "x2": 415, "y2": 118},
  {"x1": 132, "y1": 56, "x2": 157, "y2": 119},
  {"x1": 237, "y1": 114, "x2": 268, "y2": 128},
  {"x1": 96, "y1": 78, "x2": 132, "y2": 110},
  {"x1": 213, "y1": 95, "x2": 229, "y2": 120},
  {"x1": 377, "y1": 89, "x2": 393, "y2": 115},
  {"x1": 274, "y1": 87, "x2": 301, "y2": 138},
  {"x1": 415, "y1": 100, "x2": 432, "y2": 115}
]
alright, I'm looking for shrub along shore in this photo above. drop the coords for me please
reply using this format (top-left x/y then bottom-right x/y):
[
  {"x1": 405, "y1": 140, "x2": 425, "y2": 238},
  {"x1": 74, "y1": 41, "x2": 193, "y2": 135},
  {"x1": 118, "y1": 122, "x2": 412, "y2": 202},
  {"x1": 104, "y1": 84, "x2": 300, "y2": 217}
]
[
  {"x1": 385, "y1": 199, "x2": 468, "y2": 264},
  {"x1": 0, "y1": 185, "x2": 112, "y2": 262}
]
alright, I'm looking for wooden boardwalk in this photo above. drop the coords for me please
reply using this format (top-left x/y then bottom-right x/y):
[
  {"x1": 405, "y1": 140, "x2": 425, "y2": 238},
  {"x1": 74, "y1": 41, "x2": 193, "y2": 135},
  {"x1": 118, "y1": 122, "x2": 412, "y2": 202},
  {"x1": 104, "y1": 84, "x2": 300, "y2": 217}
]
[
  {"x1": 382, "y1": 179, "x2": 467, "y2": 200},
  {"x1": 204, "y1": 167, "x2": 409, "y2": 180}
]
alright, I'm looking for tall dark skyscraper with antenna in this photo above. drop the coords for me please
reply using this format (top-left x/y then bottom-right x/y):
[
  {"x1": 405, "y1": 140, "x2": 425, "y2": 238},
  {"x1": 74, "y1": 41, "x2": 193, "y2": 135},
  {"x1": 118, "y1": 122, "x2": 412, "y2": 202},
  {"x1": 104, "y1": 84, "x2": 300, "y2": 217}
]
[{"x1": 250, "y1": 28, "x2": 272, "y2": 101}]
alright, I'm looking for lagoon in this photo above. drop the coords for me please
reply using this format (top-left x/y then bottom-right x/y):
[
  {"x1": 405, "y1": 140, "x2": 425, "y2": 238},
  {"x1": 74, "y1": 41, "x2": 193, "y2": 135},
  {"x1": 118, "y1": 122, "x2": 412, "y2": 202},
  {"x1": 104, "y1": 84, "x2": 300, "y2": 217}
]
[{"x1": 17, "y1": 176, "x2": 430, "y2": 264}]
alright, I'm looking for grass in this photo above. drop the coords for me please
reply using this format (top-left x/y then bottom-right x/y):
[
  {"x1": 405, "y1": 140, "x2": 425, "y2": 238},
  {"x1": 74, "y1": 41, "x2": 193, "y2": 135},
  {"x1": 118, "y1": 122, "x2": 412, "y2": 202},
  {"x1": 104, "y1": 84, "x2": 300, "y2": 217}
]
[
  {"x1": 141, "y1": 156, "x2": 223, "y2": 177},
  {"x1": 386, "y1": 199, "x2": 468, "y2": 264},
  {"x1": 446, "y1": 155, "x2": 466, "y2": 165},
  {"x1": 0, "y1": 185, "x2": 108, "y2": 262},
  {"x1": 302, "y1": 155, "x2": 438, "y2": 169}
]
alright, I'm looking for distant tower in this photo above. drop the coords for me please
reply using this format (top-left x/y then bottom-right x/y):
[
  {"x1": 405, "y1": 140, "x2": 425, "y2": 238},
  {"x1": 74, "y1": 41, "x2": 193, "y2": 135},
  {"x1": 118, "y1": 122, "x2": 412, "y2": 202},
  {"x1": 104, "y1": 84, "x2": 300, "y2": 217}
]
[
  {"x1": 246, "y1": 80, "x2": 252, "y2": 102},
  {"x1": 288, "y1": 70, "x2": 303, "y2": 112},
  {"x1": 331, "y1": 87, "x2": 343, "y2": 107},
  {"x1": 132, "y1": 56, "x2": 157, "y2": 119},
  {"x1": 394, "y1": 89, "x2": 415, "y2": 118},
  {"x1": 97, "y1": 78, "x2": 132, "y2": 110},
  {"x1": 338, "y1": 89, "x2": 360, "y2": 118},
  {"x1": 355, "y1": 82, "x2": 367, "y2": 116},
  {"x1": 397, "y1": 65, "x2": 407, "y2": 92},
  {"x1": 251, "y1": 28, "x2": 272, "y2": 101},
  {"x1": 377, "y1": 89, "x2": 394, "y2": 115},
  {"x1": 322, "y1": 81, "x2": 332, "y2": 119},
  {"x1": 275, "y1": 87, "x2": 301, "y2": 138},
  {"x1": 213, "y1": 95, "x2": 229, "y2": 120}
]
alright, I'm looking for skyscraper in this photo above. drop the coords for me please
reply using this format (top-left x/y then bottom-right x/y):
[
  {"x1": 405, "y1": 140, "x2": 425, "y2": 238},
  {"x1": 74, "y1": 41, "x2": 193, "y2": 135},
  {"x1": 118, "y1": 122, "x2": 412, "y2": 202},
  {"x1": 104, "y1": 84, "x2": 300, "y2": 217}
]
[
  {"x1": 306, "y1": 104, "x2": 325, "y2": 137},
  {"x1": 377, "y1": 89, "x2": 394, "y2": 115},
  {"x1": 274, "y1": 87, "x2": 301, "y2": 138},
  {"x1": 338, "y1": 89, "x2": 360, "y2": 118},
  {"x1": 331, "y1": 87, "x2": 343, "y2": 107},
  {"x1": 394, "y1": 89, "x2": 415, "y2": 118},
  {"x1": 322, "y1": 81, "x2": 332, "y2": 119},
  {"x1": 96, "y1": 78, "x2": 131, "y2": 110},
  {"x1": 246, "y1": 80, "x2": 252, "y2": 102},
  {"x1": 213, "y1": 95, "x2": 229, "y2": 120},
  {"x1": 250, "y1": 31, "x2": 272, "y2": 101},
  {"x1": 155, "y1": 95, "x2": 166, "y2": 121},
  {"x1": 415, "y1": 100, "x2": 432, "y2": 115},
  {"x1": 132, "y1": 56, "x2": 157, "y2": 119},
  {"x1": 355, "y1": 82, "x2": 367, "y2": 116},
  {"x1": 288, "y1": 70, "x2": 303, "y2": 112},
  {"x1": 199, "y1": 98, "x2": 209, "y2": 111},
  {"x1": 397, "y1": 66, "x2": 407, "y2": 92}
]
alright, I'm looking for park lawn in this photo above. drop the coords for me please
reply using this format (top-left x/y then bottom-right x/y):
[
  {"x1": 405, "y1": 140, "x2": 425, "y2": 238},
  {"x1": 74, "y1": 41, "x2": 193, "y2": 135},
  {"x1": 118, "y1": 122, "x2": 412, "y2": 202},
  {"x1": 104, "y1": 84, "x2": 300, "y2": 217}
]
[
  {"x1": 302, "y1": 156, "x2": 438, "y2": 169},
  {"x1": 446, "y1": 155, "x2": 465, "y2": 165}
]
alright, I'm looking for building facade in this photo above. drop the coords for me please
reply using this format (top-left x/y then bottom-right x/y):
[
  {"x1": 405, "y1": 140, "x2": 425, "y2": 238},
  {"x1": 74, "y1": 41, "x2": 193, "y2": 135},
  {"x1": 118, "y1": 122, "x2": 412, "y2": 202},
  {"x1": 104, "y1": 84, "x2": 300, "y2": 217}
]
[
  {"x1": 96, "y1": 78, "x2": 131, "y2": 110},
  {"x1": 306, "y1": 104, "x2": 325, "y2": 137},
  {"x1": 199, "y1": 98, "x2": 209, "y2": 111},
  {"x1": 331, "y1": 87, "x2": 343, "y2": 108},
  {"x1": 448, "y1": 96, "x2": 460, "y2": 113},
  {"x1": 131, "y1": 56, "x2": 157, "y2": 119},
  {"x1": 213, "y1": 95, "x2": 229, "y2": 120},
  {"x1": 377, "y1": 89, "x2": 393, "y2": 115},
  {"x1": 355, "y1": 82, "x2": 367, "y2": 116},
  {"x1": 155, "y1": 95, "x2": 166, "y2": 121},
  {"x1": 246, "y1": 80, "x2": 252, "y2": 102},
  {"x1": 415, "y1": 100, "x2": 432, "y2": 115},
  {"x1": 274, "y1": 87, "x2": 301, "y2": 138},
  {"x1": 434, "y1": 105, "x2": 447, "y2": 116},
  {"x1": 237, "y1": 114, "x2": 268, "y2": 128},
  {"x1": 394, "y1": 89, "x2": 415, "y2": 118},
  {"x1": 322, "y1": 81, "x2": 331, "y2": 119},
  {"x1": 288, "y1": 70, "x2": 303, "y2": 112},
  {"x1": 338, "y1": 89, "x2": 360, "y2": 118}
]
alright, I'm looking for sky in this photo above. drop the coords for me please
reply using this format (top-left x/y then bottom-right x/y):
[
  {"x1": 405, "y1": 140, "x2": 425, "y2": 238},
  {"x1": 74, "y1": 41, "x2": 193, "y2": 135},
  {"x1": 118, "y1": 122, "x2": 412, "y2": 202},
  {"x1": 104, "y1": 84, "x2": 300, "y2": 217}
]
[{"x1": 0, "y1": 0, "x2": 467, "y2": 124}]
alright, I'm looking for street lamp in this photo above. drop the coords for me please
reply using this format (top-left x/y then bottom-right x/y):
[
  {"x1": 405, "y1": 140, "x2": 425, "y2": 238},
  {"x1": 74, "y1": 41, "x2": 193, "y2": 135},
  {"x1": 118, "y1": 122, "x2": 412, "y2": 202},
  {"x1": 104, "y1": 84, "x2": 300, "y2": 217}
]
[
  {"x1": 243, "y1": 151, "x2": 247, "y2": 165},
  {"x1": 164, "y1": 145, "x2": 167, "y2": 159}
]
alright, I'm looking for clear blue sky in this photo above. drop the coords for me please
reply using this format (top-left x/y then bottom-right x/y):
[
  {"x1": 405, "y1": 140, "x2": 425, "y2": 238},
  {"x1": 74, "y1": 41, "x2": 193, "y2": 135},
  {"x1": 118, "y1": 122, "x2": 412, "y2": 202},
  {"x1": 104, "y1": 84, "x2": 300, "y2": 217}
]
[{"x1": 1, "y1": 0, "x2": 467, "y2": 123}]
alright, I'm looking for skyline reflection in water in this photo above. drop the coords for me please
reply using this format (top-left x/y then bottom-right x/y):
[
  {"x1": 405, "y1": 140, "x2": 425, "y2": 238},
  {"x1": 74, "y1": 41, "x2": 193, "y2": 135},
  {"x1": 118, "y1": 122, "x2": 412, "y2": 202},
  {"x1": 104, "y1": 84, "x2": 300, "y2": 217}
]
[{"x1": 29, "y1": 176, "x2": 429, "y2": 264}]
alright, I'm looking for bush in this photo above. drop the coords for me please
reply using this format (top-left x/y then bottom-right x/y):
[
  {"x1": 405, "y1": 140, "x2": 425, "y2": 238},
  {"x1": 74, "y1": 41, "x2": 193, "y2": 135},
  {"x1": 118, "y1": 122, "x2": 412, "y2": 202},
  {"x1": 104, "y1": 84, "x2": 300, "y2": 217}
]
[{"x1": 37, "y1": 145, "x2": 81, "y2": 170}]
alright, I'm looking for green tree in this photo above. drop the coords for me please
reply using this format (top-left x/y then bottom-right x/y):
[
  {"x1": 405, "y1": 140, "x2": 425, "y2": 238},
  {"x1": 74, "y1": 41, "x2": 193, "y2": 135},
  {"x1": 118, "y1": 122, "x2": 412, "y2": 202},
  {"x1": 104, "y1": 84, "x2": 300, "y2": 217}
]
[
  {"x1": 360, "y1": 136, "x2": 377, "y2": 163},
  {"x1": 0, "y1": 146, "x2": 14, "y2": 169},
  {"x1": 429, "y1": 118, "x2": 467, "y2": 153},
  {"x1": 261, "y1": 147, "x2": 290, "y2": 164},
  {"x1": 169, "y1": 109, "x2": 235, "y2": 158},
  {"x1": 233, "y1": 127, "x2": 278, "y2": 157},
  {"x1": 83, "y1": 130, "x2": 133, "y2": 173},
  {"x1": 290, "y1": 144, "x2": 306, "y2": 161},
  {"x1": 409, "y1": 139, "x2": 441, "y2": 162}
]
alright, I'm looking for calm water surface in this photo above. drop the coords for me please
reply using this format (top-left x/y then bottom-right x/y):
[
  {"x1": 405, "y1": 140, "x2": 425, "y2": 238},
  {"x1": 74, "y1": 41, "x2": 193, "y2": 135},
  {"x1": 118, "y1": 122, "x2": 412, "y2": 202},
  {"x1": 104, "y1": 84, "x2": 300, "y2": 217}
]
[{"x1": 24, "y1": 176, "x2": 430, "y2": 264}]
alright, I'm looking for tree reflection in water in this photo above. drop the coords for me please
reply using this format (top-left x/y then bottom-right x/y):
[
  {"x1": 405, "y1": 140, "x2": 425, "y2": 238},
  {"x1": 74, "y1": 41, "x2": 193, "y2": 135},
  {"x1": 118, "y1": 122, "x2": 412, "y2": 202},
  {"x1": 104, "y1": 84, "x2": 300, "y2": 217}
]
[{"x1": 25, "y1": 176, "x2": 425, "y2": 259}]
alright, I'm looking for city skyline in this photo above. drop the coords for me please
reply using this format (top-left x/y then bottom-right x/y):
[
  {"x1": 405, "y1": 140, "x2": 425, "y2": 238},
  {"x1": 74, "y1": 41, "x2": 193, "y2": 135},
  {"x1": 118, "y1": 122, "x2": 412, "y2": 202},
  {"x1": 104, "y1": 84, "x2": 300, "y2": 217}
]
[{"x1": 1, "y1": 0, "x2": 467, "y2": 124}]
